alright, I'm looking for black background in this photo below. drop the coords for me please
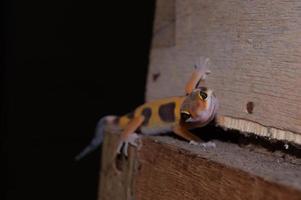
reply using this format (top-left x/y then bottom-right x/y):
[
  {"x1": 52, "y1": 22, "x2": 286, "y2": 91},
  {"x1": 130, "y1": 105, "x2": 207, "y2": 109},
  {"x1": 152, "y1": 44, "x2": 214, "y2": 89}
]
[{"x1": 1, "y1": 1, "x2": 155, "y2": 199}]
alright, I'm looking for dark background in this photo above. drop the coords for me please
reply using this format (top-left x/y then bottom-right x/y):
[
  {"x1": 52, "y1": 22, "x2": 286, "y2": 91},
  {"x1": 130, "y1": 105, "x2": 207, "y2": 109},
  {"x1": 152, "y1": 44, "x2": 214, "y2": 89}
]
[{"x1": 1, "y1": 1, "x2": 155, "y2": 199}]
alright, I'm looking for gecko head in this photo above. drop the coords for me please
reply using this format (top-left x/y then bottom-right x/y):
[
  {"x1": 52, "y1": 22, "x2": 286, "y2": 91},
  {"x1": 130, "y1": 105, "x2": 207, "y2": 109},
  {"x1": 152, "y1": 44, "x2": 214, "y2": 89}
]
[{"x1": 180, "y1": 87, "x2": 218, "y2": 124}]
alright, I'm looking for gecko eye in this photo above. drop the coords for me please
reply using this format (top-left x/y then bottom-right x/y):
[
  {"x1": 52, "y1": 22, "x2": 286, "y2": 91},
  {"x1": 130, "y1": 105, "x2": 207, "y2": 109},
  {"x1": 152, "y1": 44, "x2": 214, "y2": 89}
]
[
  {"x1": 198, "y1": 91, "x2": 207, "y2": 100},
  {"x1": 181, "y1": 111, "x2": 191, "y2": 122}
]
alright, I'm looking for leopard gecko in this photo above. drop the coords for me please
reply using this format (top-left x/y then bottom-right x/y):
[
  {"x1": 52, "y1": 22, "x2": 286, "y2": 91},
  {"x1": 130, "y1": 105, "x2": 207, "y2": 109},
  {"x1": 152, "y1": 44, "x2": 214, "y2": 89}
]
[{"x1": 76, "y1": 58, "x2": 218, "y2": 160}]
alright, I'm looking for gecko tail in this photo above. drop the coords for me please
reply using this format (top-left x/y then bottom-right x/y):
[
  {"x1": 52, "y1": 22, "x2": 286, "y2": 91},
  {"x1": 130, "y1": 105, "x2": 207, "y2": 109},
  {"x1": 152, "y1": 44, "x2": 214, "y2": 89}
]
[{"x1": 75, "y1": 116, "x2": 116, "y2": 161}]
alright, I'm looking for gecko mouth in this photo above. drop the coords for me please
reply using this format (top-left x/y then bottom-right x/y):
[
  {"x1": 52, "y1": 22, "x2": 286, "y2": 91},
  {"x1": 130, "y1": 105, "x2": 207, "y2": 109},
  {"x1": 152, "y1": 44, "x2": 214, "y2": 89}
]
[{"x1": 187, "y1": 95, "x2": 218, "y2": 126}]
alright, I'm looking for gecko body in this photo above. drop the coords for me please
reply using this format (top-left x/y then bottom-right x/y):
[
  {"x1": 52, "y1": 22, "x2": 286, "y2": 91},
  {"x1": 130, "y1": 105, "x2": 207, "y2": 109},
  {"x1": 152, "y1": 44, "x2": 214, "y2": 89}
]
[
  {"x1": 76, "y1": 58, "x2": 218, "y2": 160},
  {"x1": 117, "y1": 96, "x2": 184, "y2": 135}
]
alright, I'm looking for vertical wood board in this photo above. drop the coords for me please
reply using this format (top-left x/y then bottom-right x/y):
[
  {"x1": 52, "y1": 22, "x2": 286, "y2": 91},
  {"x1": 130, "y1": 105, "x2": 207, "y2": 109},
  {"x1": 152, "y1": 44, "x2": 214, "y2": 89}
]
[{"x1": 147, "y1": 0, "x2": 301, "y2": 145}]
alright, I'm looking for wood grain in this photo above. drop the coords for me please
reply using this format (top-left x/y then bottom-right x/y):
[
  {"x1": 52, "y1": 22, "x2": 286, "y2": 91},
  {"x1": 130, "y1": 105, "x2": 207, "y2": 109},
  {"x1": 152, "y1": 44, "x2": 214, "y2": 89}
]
[
  {"x1": 152, "y1": 0, "x2": 175, "y2": 48},
  {"x1": 98, "y1": 128, "x2": 137, "y2": 200},
  {"x1": 99, "y1": 131, "x2": 301, "y2": 200},
  {"x1": 147, "y1": 0, "x2": 301, "y2": 145},
  {"x1": 135, "y1": 137, "x2": 301, "y2": 200}
]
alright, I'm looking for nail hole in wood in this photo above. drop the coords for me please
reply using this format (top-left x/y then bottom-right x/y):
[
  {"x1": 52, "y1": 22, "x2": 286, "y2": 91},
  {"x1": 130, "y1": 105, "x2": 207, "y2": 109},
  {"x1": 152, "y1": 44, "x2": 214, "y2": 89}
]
[
  {"x1": 137, "y1": 163, "x2": 142, "y2": 171},
  {"x1": 152, "y1": 73, "x2": 160, "y2": 82},
  {"x1": 115, "y1": 153, "x2": 128, "y2": 172},
  {"x1": 246, "y1": 102, "x2": 254, "y2": 114},
  {"x1": 115, "y1": 154, "x2": 124, "y2": 172}
]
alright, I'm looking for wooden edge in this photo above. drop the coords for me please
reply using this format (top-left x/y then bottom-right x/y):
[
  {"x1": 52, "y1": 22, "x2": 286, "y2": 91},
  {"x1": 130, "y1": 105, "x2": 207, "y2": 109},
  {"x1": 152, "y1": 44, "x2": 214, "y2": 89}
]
[
  {"x1": 216, "y1": 115, "x2": 301, "y2": 145},
  {"x1": 99, "y1": 130, "x2": 301, "y2": 200}
]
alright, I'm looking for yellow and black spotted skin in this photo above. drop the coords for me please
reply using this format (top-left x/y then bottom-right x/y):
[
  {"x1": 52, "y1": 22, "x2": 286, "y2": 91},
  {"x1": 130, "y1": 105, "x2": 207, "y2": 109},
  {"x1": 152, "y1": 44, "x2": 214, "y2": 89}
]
[
  {"x1": 116, "y1": 96, "x2": 185, "y2": 135},
  {"x1": 114, "y1": 87, "x2": 218, "y2": 136}
]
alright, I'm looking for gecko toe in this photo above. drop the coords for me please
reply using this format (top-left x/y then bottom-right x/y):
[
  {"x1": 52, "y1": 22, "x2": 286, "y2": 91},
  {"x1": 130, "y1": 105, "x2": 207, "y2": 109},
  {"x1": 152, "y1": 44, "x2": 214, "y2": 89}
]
[
  {"x1": 199, "y1": 141, "x2": 216, "y2": 148},
  {"x1": 189, "y1": 141, "x2": 216, "y2": 148},
  {"x1": 118, "y1": 133, "x2": 141, "y2": 157}
]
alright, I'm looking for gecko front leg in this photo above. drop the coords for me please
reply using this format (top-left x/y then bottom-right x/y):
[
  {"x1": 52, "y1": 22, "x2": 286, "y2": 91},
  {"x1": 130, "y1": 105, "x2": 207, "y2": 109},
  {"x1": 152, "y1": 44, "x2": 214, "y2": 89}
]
[
  {"x1": 172, "y1": 124, "x2": 202, "y2": 143},
  {"x1": 173, "y1": 125, "x2": 216, "y2": 148},
  {"x1": 117, "y1": 133, "x2": 140, "y2": 157},
  {"x1": 185, "y1": 57, "x2": 211, "y2": 94}
]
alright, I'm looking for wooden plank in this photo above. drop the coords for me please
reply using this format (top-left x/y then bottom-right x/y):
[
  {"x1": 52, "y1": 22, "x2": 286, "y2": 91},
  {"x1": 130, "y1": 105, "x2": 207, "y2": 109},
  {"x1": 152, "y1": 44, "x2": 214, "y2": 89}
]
[
  {"x1": 152, "y1": 0, "x2": 175, "y2": 48},
  {"x1": 99, "y1": 131, "x2": 301, "y2": 200},
  {"x1": 98, "y1": 128, "x2": 137, "y2": 200},
  {"x1": 147, "y1": 0, "x2": 301, "y2": 145}
]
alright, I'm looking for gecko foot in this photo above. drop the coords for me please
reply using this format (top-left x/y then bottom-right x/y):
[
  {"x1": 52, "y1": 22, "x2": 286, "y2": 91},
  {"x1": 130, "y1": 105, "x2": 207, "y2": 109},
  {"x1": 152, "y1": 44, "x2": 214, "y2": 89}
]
[
  {"x1": 117, "y1": 133, "x2": 140, "y2": 157},
  {"x1": 199, "y1": 141, "x2": 216, "y2": 148},
  {"x1": 189, "y1": 141, "x2": 216, "y2": 148}
]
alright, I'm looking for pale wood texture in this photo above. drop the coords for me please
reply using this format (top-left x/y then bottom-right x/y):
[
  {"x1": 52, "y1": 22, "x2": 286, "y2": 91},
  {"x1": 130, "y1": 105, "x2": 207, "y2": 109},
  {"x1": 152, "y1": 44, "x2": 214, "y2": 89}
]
[
  {"x1": 152, "y1": 0, "x2": 175, "y2": 48},
  {"x1": 146, "y1": 0, "x2": 301, "y2": 145},
  {"x1": 99, "y1": 131, "x2": 301, "y2": 200},
  {"x1": 99, "y1": 128, "x2": 137, "y2": 200}
]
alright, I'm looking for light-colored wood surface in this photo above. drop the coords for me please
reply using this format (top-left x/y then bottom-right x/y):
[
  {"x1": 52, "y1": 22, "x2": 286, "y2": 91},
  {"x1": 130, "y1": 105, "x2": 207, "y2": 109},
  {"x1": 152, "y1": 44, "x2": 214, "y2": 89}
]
[
  {"x1": 99, "y1": 131, "x2": 301, "y2": 200},
  {"x1": 147, "y1": 0, "x2": 301, "y2": 145},
  {"x1": 98, "y1": 128, "x2": 137, "y2": 200},
  {"x1": 152, "y1": 0, "x2": 175, "y2": 48}
]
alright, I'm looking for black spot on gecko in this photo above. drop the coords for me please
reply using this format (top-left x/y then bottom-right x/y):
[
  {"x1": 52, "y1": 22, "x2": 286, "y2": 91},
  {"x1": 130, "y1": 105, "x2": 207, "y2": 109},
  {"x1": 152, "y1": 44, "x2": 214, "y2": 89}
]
[
  {"x1": 158, "y1": 102, "x2": 175, "y2": 122},
  {"x1": 141, "y1": 108, "x2": 152, "y2": 126}
]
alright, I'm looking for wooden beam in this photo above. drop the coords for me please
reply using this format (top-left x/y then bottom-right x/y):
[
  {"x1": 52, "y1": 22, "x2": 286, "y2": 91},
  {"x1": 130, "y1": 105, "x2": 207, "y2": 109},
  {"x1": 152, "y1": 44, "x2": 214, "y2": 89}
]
[
  {"x1": 99, "y1": 131, "x2": 301, "y2": 200},
  {"x1": 147, "y1": 0, "x2": 301, "y2": 146}
]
